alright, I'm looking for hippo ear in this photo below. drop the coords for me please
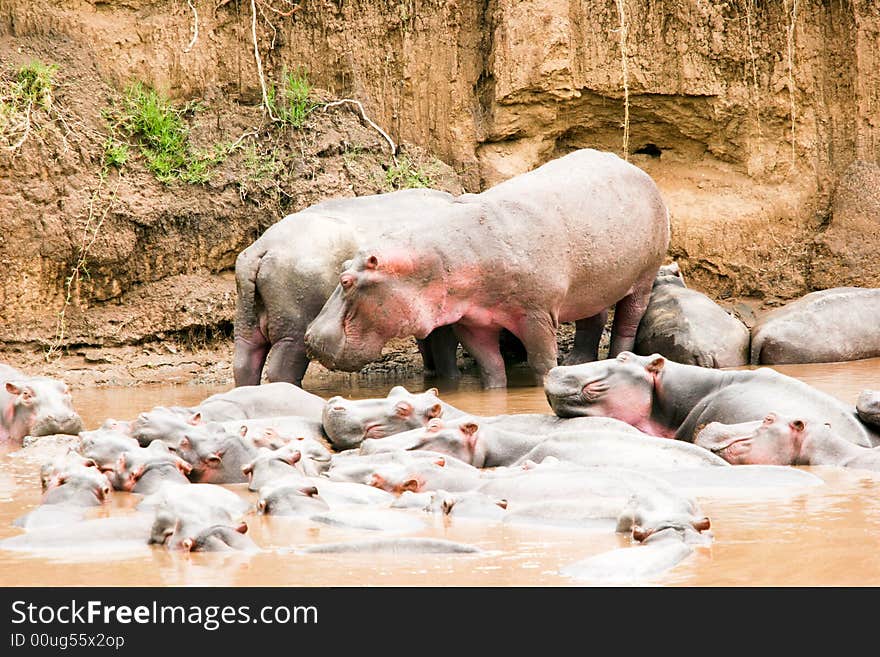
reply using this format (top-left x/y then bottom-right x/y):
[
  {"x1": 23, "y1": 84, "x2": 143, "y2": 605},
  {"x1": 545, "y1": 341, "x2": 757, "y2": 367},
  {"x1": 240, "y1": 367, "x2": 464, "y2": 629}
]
[
  {"x1": 239, "y1": 425, "x2": 248, "y2": 437},
  {"x1": 188, "y1": 413, "x2": 202, "y2": 426},
  {"x1": 364, "y1": 254, "x2": 379, "y2": 270},
  {"x1": 426, "y1": 387, "x2": 440, "y2": 397},
  {"x1": 426, "y1": 418, "x2": 444, "y2": 432},
  {"x1": 242, "y1": 462, "x2": 254, "y2": 476},
  {"x1": 789, "y1": 419, "x2": 806, "y2": 433},
  {"x1": 763, "y1": 413, "x2": 778, "y2": 424},
  {"x1": 426, "y1": 403, "x2": 443, "y2": 419},
  {"x1": 434, "y1": 457, "x2": 446, "y2": 467},
  {"x1": 646, "y1": 356, "x2": 666, "y2": 374},
  {"x1": 177, "y1": 459, "x2": 193, "y2": 475},
  {"x1": 460, "y1": 423, "x2": 480, "y2": 450},
  {"x1": 4, "y1": 381, "x2": 22, "y2": 395},
  {"x1": 401, "y1": 478, "x2": 421, "y2": 492},
  {"x1": 496, "y1": 499, "x2": 508, "y2": 510},
  {"x1": 179, "y1": 436, "x2": 191, "y2": 450},
  {"x1": 395, "y1": 401, "x2": 414, "y2": 418},
  {"x1": 181, "y1": 538, "x2": 194, "y2": 552}
]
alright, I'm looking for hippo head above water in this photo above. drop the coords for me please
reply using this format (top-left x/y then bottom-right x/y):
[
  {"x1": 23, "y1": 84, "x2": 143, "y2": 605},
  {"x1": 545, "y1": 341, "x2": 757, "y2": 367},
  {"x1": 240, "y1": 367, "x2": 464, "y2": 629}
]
[
  {"x1": 322, "y1": 386, "x2": 445, "y2": 450},
  {"x1": 2, "y1": 375, "x2": 83, "y2": 442},
  {"x1": 653, "y1": 262, "x2": 686, "y2": 289},
  {"x1": 694, "y1": 413, "x2": 814, "y2": 466},
  {"x1": 361, "y1": 418, "x2": 483, "y2": 466},
  {"x1": 304, "y1": 250, "x2": 445, "y2": 371},
  {"x1": 544, "y1": 352, "x2": 665, "y2": 428}
]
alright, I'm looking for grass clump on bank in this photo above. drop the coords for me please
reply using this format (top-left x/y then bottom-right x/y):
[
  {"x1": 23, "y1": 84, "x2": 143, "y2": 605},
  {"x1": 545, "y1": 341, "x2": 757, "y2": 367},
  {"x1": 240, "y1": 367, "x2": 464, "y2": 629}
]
[
  {"x1": 385, "y1": 154, "x2": 434, "y2": 190},
  {"x1": 1, "y1": 60, "x2": 59, "y2": 150},
  {"x1": 266, "y1": 68, "x2": 316, "y2": 127},
  {"x1": 104, "y1": 84, "x2": 239, "y2": 184}
]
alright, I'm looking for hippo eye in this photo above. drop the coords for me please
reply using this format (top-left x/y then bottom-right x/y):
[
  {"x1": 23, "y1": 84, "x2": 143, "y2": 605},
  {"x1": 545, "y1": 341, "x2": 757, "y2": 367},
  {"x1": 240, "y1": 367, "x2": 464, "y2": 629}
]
[{"x1": 340, "y1": 273, "x2": 356, "y2": 291}]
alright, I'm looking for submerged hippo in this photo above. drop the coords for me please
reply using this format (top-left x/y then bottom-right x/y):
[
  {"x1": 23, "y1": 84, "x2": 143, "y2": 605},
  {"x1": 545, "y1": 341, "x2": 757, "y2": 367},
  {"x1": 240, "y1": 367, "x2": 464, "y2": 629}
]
[
  {"x1": 360, "y1": 415, "x2": 657, "y2": 468},
  {"x1": 695, "y1": 412, "x2": 880, "y2": 471},
  {"x1": 634, "y1": 263, "x2": 749, "y2": 368},
  {"x1": 194, "y1": 382, "x2": 327, "y2": 423},
  {"x1": 0, "y1": 365, "x2": 83, "y2": 442},
  {"x1": 750, "y1": 287, "x2": 880, "y2": 364},
  {"x1": 544, "y1": 352, "x2": 880, "y2": 447},
  {"x1": 305, "y1": 149, "x2": 670, "y2": 388},
  {"x1": 857, "y1": 390, "x2": 880, "y2": 429},
  {"x1": 322, "y1": 386, "x2": 463, "y2": 450},
  {"x1": 234, "y1": 189, "x2": 465, "y2": 387}
]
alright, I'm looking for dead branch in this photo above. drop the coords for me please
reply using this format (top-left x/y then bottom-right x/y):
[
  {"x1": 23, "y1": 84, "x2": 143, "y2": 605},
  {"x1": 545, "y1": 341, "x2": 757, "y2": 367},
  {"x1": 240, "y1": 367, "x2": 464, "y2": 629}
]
[{"x1": 322, "y1": 98, "x2": 397, "y2": 155}]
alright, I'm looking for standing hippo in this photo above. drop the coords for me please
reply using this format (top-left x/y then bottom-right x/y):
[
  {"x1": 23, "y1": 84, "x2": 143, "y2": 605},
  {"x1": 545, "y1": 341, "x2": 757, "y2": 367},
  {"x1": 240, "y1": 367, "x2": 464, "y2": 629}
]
[
  {"x1": 544, "y1": 352, "x2": 880, "y2": 447},
  {"x1": 234, "y1": 189, "x2": 464, "y2": 387},
  {"x1": 0, "y1": 364, "x2": 83, "y2": 442},
  {"x1": 695, "y1": 412, "x2": 880, "y2": 471},
  {"x1": 305, "y1": 149, "x2": 670, "y2": 388},
  {"x1": 634, "y1": 263, "x2": 749, "y2": 368},
  {"x1": 750, "y1": 287, "x2": 880, "y2": 364}
]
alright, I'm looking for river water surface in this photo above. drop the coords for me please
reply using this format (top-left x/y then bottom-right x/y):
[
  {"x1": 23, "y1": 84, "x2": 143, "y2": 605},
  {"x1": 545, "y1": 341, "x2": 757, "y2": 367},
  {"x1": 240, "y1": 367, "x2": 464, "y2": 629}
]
[{"x1": 1, "y1": 359, "x2": 879, "y2": 586}]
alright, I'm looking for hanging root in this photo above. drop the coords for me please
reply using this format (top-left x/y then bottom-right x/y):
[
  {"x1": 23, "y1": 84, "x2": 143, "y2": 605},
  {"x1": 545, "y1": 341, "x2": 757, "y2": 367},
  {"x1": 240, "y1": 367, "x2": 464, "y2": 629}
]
[
  {"x1": 614, "y1": 0, "x2": 630, "y2": 160},
  {"x1": 784, "y1": 0, "x2": 798, "y2": 171},
  {"x1": 250, "y1": 0, "x2": 279, "y2": 122},
  {"x1": 745, "y1": 0, "x2": 762, "y2": 138},
  {"x1": 183, "y1": 0, "x2": 199, "y2": 53},
  {"x1": 322, "y1": 99, "x2": 397, "y2": 156}
]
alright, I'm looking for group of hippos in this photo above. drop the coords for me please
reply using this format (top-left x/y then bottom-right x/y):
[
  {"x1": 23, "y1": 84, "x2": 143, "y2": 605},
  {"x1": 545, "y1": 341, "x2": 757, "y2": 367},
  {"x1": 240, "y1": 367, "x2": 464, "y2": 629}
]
[{"x1": 2, "y1": 147, "x2": 879, "y2": 581}]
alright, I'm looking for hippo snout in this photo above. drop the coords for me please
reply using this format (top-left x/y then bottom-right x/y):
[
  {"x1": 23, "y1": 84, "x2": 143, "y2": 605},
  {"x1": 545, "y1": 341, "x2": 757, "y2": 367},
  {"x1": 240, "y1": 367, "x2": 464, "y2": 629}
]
[{"x1": 31, "y1": 413, "x2": 84, "y2": 437}]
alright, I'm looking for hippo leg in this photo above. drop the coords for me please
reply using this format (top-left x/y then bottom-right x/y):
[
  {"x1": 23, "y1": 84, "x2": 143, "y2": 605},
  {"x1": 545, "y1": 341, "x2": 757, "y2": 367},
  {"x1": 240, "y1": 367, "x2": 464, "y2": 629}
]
[
  {"x1": 233, "y1": 334, "x2": 270, "y2": 387},
  {"x1": 264, "y1": 336, "x2": 310, "y2": 387},
  {"x1": 515, "y1": 314, "x2": 561, "y2": 382},
  {"x1": 417, "y1": 338, "x2": 435, "y2": 373},
  {"x1": 453, "y1": 324, "x2": 506, "y2": 388},
  {"x1": 424, "y1": 325, "x2": 461, "y2": 380},
  {"x1": 609, "y1": 273, "x2": 654, "y2": 357},
  {"x1": 563, "y1": 310, "x2": 608, "y2": 365}
]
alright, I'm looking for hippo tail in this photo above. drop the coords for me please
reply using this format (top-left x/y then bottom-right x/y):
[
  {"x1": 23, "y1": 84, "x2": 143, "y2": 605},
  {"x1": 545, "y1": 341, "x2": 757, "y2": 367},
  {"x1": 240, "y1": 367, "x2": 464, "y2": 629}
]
[{"x1": 233, "y1": 247, "x2": 270, "y2": 386}]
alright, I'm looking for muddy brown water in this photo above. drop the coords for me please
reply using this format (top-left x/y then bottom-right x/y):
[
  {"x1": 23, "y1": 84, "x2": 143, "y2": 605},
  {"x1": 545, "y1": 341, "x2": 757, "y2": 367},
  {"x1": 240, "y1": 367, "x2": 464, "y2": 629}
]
[{"x1": 1, "y1": 359, "x2": 879, "y2": 587}]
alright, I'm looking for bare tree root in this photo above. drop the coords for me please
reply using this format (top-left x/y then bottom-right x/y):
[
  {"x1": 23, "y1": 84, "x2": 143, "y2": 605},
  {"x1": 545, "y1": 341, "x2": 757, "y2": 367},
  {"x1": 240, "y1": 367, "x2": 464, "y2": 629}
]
[
  {"x1": 250, "y1": 0, "x2": 280, "y2": 122},
  {"x1": 183, "y1": 0, "x2": 199, "y2": 53},
  {"x1": 784, "y1": 0, "x2": 799, "y2": 171},
  {"x1": 46, "y1": 176, "x2": 122, "y2": 361},
  {"x1": 322, "y1": 99, "x2": 397, "y2": 156},
  {"x1": 614, "y1": 0, "x2": 630, "y2": 161}
]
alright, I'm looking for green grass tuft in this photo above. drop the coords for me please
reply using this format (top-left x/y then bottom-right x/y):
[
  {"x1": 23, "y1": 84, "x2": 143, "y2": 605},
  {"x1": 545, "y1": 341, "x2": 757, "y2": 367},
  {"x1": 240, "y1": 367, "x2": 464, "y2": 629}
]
[
  {"x1": 385, "y1": 155, "x2": 434, "y2": 190},
  {"x1": 266, "y1": 68, "x2": 316, "y2": 127},
  {"x1": 11, "y1": 60, "x2": 58, "y2": 111},
  {"x1": 107, "y1": 84, "x2": 239, "y2": 184}
]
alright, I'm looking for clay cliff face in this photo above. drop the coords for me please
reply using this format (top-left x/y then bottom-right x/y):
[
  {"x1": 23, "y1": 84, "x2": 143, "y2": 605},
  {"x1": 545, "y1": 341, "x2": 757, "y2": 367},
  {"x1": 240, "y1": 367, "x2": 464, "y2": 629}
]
[{"x1": 1, "y1": 0, "x2": 878, "y2": 347}]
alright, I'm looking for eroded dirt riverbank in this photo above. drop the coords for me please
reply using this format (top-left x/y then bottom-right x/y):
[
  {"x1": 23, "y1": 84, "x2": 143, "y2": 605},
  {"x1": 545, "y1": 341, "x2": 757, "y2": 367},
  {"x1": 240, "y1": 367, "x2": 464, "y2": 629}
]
[{"x1": 1, "y1": 359, "x2": 879, "y2": 587}]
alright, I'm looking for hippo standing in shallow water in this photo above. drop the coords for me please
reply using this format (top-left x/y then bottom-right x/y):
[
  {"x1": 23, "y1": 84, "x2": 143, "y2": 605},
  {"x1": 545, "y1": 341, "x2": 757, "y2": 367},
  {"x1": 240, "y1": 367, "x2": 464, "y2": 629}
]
[
  {"x1": 234, "y1": 189, "x2": 465, "y2": 387},
  {"x1": 634, "y1": 263, "x2": 749, "y2": 368},
  {"x1": 0, "y1": 365, "x2": 83, "y2": 442},
  {"x1": 750, "y1": 287, "x2": 880, "y2": 364},
  {"x1": 545, "y1": 352, "x2": 880, "y2": 447},
  {"x1": 305, "y1": 149, "x2": 670, "y2": 388}
]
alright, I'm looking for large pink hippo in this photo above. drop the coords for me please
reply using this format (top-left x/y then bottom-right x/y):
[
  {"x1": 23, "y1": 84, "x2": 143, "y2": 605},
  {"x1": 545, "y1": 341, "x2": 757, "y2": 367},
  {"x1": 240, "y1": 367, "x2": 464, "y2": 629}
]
[
  {"x1": 233, "y1": 189, "x2": 464, "y2": 388},
  {"x1": 304, "y1": 149, "x2": 670, "y2": 388}
]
